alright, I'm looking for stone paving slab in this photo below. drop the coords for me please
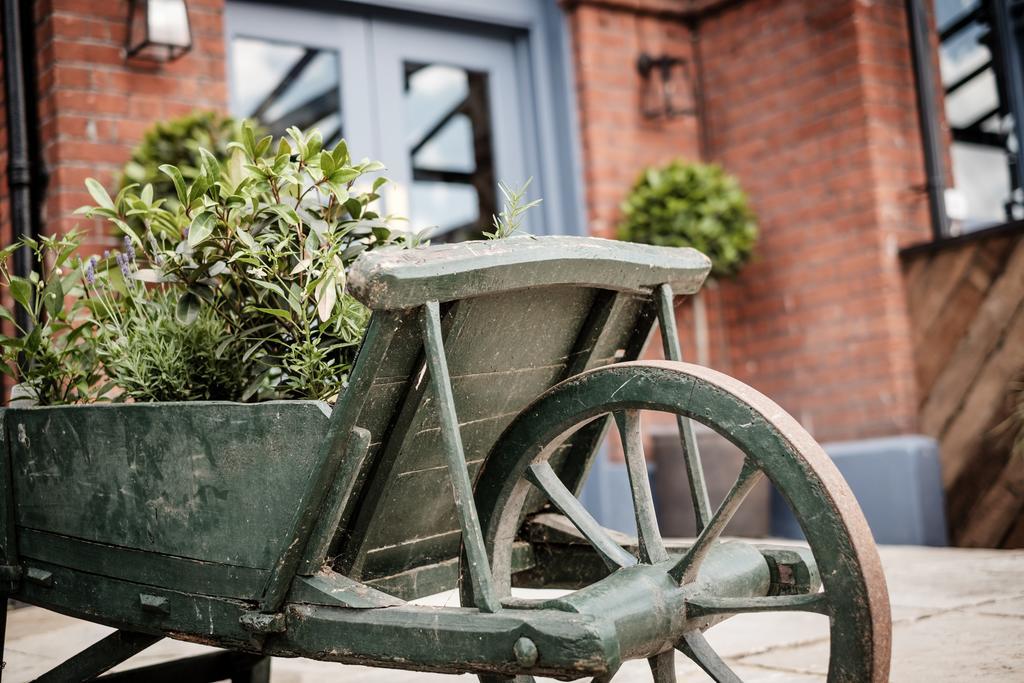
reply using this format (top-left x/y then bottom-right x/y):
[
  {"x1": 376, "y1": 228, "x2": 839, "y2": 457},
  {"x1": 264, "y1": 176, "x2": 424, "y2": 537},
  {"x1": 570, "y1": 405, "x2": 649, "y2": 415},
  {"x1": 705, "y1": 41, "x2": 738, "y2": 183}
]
[{"x1": 3, "y1": 545, "x2": 1022, "y2": 682}]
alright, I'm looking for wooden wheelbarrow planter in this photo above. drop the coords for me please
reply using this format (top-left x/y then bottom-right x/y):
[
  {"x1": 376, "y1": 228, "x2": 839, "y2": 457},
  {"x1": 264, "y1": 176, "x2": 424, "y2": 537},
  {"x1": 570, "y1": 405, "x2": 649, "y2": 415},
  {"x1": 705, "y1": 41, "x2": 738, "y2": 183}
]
[{"x1": 0, "y1": 236, "x2": 890, "y2": 682}]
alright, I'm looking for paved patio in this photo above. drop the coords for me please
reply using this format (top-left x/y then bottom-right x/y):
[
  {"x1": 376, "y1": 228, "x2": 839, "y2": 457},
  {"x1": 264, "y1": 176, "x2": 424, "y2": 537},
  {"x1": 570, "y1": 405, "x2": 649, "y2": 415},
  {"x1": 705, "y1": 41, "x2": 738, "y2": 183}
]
[{"x1": 4, "y1": 545, "x2": 1022, "y2": 682}]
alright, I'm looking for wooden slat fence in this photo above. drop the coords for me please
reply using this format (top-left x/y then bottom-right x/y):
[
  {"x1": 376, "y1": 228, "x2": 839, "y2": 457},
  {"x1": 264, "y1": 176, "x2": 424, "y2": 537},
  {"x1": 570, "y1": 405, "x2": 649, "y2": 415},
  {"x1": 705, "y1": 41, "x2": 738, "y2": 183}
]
[{"x1": 901, "y1": 225, "x2": 1024, "y2": 548}]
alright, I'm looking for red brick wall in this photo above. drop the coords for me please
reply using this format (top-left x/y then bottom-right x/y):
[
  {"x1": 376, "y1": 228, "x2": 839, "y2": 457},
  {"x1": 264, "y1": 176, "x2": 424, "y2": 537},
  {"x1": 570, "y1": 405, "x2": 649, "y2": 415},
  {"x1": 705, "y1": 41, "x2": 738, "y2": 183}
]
[
  {"x1": 34, "y1": 0, "x2": 228, "y2": 254},
  {"x1": 5, "y1": 0, "x2": 934, "y2": 441},
  {"x1": 568, "y1": 1, "x2": 702, "y2": 239},
  {"x1": 568, "y1": 0, "x2": 933, "y2": 443}
]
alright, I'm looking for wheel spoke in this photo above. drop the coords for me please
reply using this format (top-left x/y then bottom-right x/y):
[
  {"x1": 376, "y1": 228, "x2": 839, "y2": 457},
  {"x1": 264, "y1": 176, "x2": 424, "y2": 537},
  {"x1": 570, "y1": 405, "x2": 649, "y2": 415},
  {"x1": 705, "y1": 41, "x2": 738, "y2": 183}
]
[
  {"x1": 525, "y1": 462, "x2": 637, "y2": 569},
  {"x1": 655, "y1": 284, "x2": 713, "y2": 530},
  {"x1": 615, "y1": 410, "x2": 669, "y2": 564},
  {"x1": 648, "y1": 650, "x2": 677, "y2": 682},
  {"x1": 677, "y1": 631, "x2": 742, "y2": 683},
  {"x1": 669, "y1": 459, "x2": 764, "y2": 584},
  {"x1": 686, "y1": 593, "x2": 830, "y2": 620}
]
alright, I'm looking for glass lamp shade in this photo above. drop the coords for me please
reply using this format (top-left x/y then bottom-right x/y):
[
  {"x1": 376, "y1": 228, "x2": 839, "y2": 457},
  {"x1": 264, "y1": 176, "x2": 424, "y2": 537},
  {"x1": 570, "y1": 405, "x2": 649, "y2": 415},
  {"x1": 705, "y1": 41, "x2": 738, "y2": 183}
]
[{"x1": 127, "y1": 0, "x2": 192, "y2": 62}]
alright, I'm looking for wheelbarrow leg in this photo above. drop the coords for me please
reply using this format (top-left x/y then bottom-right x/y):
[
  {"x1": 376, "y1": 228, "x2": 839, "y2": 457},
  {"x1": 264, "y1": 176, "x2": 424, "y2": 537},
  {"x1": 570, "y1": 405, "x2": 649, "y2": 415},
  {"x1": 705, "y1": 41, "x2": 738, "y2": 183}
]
[
  {"x1": 233, "y1": 655, "x2": 270, "y2": 683},
  {"x1": 32, "y1": 630, "x2": 161, "y2": 682},
  {"x1": 0, "y1": 596, "x2": 7, "y2": 681}
]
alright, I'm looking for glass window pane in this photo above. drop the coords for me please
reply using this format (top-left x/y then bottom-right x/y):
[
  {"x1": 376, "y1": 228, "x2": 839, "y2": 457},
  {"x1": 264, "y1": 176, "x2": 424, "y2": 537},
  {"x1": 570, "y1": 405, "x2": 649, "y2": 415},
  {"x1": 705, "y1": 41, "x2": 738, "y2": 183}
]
[
  {"x1": 404, "y1": 62, "x2": 495, "y2": 241},
  {"x1": 935, "y1": 0, "x2": 979, "y2": 29},
  {"x1": 230, "y1": 37, "x2": 342, "y2": 143},
  {"x1": 932, "y1": 0, "x2": 1019, "y2": 230},
  {"x1": 950, "y1": 143, "x2": 1012, "y2": 229},
  {"x1": 944, "y1": 67, "x2": 998, "y2": 128}
]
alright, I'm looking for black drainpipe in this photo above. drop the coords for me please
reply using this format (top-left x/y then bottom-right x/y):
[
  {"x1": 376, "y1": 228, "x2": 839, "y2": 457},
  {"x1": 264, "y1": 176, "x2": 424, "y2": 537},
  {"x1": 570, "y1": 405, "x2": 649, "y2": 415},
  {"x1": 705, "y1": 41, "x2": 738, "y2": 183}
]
[
  {"x1": 906, "y1": 0, "x2": 949, "y2": 240},
  {"x1": 3, "y1": 0, "x2": 46, "y2": 334}
]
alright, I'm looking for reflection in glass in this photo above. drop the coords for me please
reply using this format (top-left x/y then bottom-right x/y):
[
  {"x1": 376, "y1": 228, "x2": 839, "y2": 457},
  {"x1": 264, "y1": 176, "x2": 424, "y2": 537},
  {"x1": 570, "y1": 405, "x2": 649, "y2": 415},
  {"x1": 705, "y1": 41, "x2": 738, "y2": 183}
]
[
  {"x1": 404, "y1": 63, "x2": 495, "y2": 241},
  {"x1": 231, "y1": 37, "x2": 342, "y2": 143},
  {"x1": 933, "y1": 0, "x2": 1020, "y2": 230}
]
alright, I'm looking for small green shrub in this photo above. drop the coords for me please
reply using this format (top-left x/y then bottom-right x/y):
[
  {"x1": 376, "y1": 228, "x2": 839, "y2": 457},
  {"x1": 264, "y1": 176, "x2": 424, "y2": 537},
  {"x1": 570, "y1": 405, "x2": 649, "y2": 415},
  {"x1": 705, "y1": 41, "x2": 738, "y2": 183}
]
[
  {"x1": 618, "y1": 160, "x2": 757, "y2": 278},
  {"x1": 1, "y1": 123, "x2": 399, "y2": 404},
  {"x1": 120, "y1": 111, "x2": 249, "y2": 205},
  {"x1": 484, "y1": 178, "x2": 542, "y2": 239},
  {"x1": 87, "y1": 251, "x2": 246, "y2": 402},
  {"x1": 0, "y1": 232, "x2": 102, "y2": 405}
]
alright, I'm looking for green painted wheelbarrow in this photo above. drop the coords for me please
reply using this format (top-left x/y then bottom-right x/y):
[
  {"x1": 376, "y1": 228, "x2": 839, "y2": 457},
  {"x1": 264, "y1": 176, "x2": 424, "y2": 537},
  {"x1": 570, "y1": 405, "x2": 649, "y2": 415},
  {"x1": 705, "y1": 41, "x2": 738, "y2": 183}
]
[{"x1": 0, "y1": 236, "x2": 890, "y2": 682}]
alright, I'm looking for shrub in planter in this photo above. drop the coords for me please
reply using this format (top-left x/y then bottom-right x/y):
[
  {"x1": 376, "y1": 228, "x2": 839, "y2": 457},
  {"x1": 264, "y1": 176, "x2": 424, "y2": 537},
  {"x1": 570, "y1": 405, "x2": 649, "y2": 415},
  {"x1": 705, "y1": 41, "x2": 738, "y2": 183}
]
[
  {"x1": 1, "y1": 124, "x2": 397, "y2": 404},
  {"x1": 119, "y1": 111, "x2": 250, "y2": 205},
  {"x1": 618, "y1": 160, "x2": 756, "y2": 278}
]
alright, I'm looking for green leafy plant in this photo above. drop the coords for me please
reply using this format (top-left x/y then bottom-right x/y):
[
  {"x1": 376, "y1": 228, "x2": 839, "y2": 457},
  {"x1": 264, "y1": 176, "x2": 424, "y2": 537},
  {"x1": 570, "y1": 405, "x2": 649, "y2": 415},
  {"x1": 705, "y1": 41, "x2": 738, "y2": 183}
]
[
  {"x1": 119, "y1": 111, "x2": 250, "y2": 205},
  {"x1": 84, "y1": 240, "x2": 246, "y2": 402},
  {"x1": 618, "y1": 160, "x2": 757, "y2": 278},
  {"x1": 78, "y1": 123, "x2": 397, "y2": 402},
  {"x1": 0, "y1": 232, "x2": 102, "y2": 405},
  {"x1": 1, "y1": 123, "x2": 399, "y2": 405},
  {"x1": 485, "y1": 178, "x2": 542, "y2": 239}
]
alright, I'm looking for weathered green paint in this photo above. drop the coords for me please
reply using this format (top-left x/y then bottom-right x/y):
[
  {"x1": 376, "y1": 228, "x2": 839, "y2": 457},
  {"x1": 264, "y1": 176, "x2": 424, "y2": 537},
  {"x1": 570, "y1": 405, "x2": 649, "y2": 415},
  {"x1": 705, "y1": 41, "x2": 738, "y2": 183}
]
[
  {"x1": 616, "y1": 410, "x2": 668, "y2": 564},
  {"x1": 296, "y1": 427, "x2": 372, "y2": 576},
  {"x1": 654, "y1": 284, "x2": 711, "y2": 530},
  {"x1": 262, "y1": 311, "x2": 404, "y2": 611},
  {"x1": 267, "y1": 602, "x2": 621, "y2": 678},
  {"x1": 17, "y1": 527, "x2": 266, "y2": 599},
  {"x1": 0, "y1": 408, "x2": 20, "y2": 592},
  {"x1": 5, "y1": 401, "x2": 334, "y2": 570},
  {"x1": 287, "y1": 569, "x2": 404, "y2": 609},
  {"x1": 349, "y1": 236, "x2": 711, "y2": 310},
  {"x1": 515, "y1": 514, "x2": 820, "y2": 598},
  {"x1": 419, "y1": 300, "x2": 500, "y2": 612},
  {"x1": 471, "y1": 361, "x2": 890, "y2": 682},
  {"x1": 0, "y1": 237, "x2": 887, "y2": 682},
  {"x1": 366, "y1": 542, "x2": 536, "y2": 601},
  {"x1": 524, "y1": 462, "x2": 636, "y2": 570}
]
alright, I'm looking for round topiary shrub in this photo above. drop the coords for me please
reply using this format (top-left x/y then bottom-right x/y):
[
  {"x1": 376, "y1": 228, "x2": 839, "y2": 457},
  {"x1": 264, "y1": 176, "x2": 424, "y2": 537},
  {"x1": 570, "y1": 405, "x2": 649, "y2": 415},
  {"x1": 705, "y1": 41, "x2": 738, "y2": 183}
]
[
  {"x1": 618, "y1": 160, "x2": 757, "y2": 278},
  {"x1": 120, "y1": 111, "x2": 248, "y2": 203}
]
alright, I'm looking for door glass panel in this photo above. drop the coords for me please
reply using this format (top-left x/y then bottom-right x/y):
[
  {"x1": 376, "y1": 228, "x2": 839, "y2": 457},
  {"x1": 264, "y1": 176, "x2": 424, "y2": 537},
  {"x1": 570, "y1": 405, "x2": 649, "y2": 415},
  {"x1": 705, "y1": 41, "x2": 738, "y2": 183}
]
[
  {"x1": 404, "y1": 63, "x2": 496, "y2": 241},
  {"x1": 230, "y1": 37, "x2": 342, "y2": 143}
]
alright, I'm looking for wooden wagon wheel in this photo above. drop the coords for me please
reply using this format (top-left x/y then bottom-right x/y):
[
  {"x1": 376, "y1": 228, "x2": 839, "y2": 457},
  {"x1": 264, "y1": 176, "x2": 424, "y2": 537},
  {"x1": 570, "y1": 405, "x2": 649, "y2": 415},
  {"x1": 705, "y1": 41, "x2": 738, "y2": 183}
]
[{"x1": 466, "y1": 361, "x2": 890, "y2": 682}]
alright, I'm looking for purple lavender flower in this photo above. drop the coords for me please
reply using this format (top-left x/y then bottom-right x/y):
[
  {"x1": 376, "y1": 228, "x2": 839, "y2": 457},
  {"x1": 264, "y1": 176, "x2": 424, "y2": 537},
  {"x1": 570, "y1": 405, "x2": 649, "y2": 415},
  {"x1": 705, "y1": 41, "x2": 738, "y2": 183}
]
[
  {"x1": 85, "y1": 256, "x2": 96, "y2": 285},
  {"x1": 116, "y1": 252, "x2": 131, "y2": 279},
  {"x1": 182, "y1": 226, "x2": 189, "y2": 239},
  {"x1": 103, "y1": 250, "x2": 110, "y2": 260},
  {"x1": 123, "y1": 235, "x2": 135, "y2": 262}
]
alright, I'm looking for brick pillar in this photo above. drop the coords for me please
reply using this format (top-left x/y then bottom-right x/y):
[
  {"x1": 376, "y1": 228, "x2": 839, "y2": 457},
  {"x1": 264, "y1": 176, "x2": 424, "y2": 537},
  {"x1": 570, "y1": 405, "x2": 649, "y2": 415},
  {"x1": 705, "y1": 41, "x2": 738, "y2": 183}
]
[
  {"x1": 34, "y1": 0, "x2": 228, "y2": 253},
  {"x1": 565, "y1": 0, "x2": 702, "y2": 239},
  {"x1": 701, "y1": 0, "x2": 931, "y2": 441}
]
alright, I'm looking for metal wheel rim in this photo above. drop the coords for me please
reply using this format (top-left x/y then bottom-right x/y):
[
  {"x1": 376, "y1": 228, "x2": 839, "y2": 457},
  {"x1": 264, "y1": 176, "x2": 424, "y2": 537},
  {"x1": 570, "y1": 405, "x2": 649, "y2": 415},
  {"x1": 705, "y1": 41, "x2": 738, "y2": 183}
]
[{"x1": 466, "y1": 361, "x2": 891, "y2": 683}]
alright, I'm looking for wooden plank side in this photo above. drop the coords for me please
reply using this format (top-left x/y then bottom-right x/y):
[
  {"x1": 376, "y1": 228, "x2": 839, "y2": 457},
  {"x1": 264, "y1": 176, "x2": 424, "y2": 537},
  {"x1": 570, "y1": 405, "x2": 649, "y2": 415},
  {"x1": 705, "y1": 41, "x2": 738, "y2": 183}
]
[
  {"x1": 0, "y1": 408, "x2": 18, "y2": 573},
  {"x1": 337, "y1": 287, "x2": 601, "y2": 581},
  {"x1": 6, "y1": 402, "x2": 330, "y2": 569},
  {"x1": 915, "y1": 249, "x2": 1006, "y2": 396},
  {"x1": 921, "y1": 238, "x2": 1024, "y2": 434},
  {"x1": 349, "y1": 235, "x2": 710, "y2": 310},
  {"x1": 15, "y1": 559, "x2": 253, "y2": 648},
  {"x1": 938, "y1": 304, "x2": 1024, "y2": 486},
  {"x1": 17, "y1": 528, "x2": 266, "y2": 598},
  {"x1": 908, "y1": 243, "x2": 977, "y2": 344},
  {"x1": 956, "y1": 453, "x2": 1024, "y2": 547}
]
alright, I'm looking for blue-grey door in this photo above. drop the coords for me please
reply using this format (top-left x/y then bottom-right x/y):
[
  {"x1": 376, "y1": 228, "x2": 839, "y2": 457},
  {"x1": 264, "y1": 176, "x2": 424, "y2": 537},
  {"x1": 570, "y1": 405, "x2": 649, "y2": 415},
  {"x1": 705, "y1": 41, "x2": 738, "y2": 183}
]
[{"x1": 226, "y1": 2, "x2": 565, "y2": 239}]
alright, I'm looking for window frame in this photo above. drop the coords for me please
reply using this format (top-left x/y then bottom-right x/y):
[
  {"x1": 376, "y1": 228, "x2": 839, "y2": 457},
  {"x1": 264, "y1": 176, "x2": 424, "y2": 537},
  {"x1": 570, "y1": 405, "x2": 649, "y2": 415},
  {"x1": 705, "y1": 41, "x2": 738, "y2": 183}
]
[
  {"x1": 224, "y1": 0, "x2": 586, "y2": 236},
  {"x1": 909, "y1": 0, "x2": 1024, "y2": 240}
]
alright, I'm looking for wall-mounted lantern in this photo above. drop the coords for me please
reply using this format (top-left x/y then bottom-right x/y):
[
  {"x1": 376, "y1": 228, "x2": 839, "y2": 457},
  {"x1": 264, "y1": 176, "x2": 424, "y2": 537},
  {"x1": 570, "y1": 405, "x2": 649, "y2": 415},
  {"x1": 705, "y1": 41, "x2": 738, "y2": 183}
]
[
  {"x1": 126, "y1": 0, "x2": 192, "y2": 62},
  {"x1": 637, "y1": 53, "x2": 696, "y2": 120}
]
